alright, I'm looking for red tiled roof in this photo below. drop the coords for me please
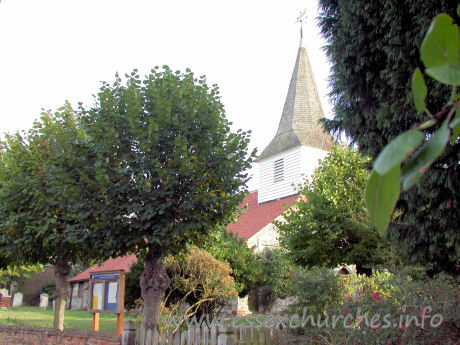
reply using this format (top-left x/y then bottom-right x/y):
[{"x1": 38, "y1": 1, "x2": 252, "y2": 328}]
[
  {"x1": 226, "y1": 190, "x2": 298, "y2": 241},
  {"x1": 68, "y1": 254, "x2": 137, "y2": 282}
]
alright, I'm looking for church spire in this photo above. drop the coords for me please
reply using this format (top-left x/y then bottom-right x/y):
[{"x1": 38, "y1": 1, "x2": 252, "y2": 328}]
[{"x1": 257, "y1": 16, "x2": 333, "y2": 162}]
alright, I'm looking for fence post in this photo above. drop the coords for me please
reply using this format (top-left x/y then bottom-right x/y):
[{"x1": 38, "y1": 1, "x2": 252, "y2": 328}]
[{"x1": 122, "y1": 320, "x2": 137, "y2": 345}]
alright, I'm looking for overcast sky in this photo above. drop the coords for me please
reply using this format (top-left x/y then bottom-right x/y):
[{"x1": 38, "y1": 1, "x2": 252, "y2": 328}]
[{"x1": 0, "y1": 0, "x2": 332, "y2": 189}]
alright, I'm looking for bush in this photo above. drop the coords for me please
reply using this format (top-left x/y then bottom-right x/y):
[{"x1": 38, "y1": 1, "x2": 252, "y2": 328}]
[
  {"x1": 289, "y1": 267, "x2": 343, "y2": 317},
  {"x1": 290, "y1": 271, "x2": 460, "y2": 344},
  {"x1": 249, "y1": 248, "x2": 301, "y2": 312},
  {"x1": 130, "y1": 246, "x2": 238, "y2": 332}
]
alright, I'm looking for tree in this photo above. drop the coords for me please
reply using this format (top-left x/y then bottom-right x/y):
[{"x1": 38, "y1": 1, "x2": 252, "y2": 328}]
[
  {"x1": 80, "y1": 67, "x2": 254, "y2": 337},
  {"x1": 317, "y1": 0, "x2": 459, "y2": 274},
  {"x1": 0, "y1": 103, "x2": 107, "y2": 329},
  {"x1": 0, "y1": 264, "x2": 43, "y2": 286},
  {"x1": 277, "y1": 146, "x2": 393, "y2": 275},
  {"x1": 203, "y1": 228, "x2": 264, "y2": 297}
]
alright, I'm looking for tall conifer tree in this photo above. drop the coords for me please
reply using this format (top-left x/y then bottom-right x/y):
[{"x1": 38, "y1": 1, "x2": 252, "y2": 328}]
[{"x1": 317, "y1": 0, "x2": 459, "y2": 274}]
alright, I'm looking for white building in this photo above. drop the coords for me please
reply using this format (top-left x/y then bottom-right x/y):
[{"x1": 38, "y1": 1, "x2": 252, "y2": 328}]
[{"x1": 229, "y1": 33, "x2": 334, "y2": 252}]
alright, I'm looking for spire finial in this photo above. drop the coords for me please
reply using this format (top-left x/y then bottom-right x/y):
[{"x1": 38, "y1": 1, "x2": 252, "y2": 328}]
[{"x1": 296, "y1": 9, "x2": 307, "y2": 46}]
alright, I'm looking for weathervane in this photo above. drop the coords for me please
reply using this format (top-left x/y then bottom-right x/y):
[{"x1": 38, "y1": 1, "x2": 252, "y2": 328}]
[{"x1": 296, "y1": 9, "x2": 307, "y2": 44}]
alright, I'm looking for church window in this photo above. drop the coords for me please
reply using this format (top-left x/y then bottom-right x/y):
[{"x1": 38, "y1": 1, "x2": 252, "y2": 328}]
[{"x1": 273, "y1": 158, "x2": 284, "y2": 183}]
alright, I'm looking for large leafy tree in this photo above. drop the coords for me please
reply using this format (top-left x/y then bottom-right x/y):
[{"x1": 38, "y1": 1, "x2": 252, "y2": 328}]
[
  {"x1": 317, "y1": 0, "x2": 460, "y2": 274},
  {"x1": 80, "y1": 67, "x2": 254, "y2": 337},
  {"x1": 0, "y1": 104, "x2": 107, "y2": 329},
  {"x1": 277, "y1": 146, "x2": 393, "y2": 275}
]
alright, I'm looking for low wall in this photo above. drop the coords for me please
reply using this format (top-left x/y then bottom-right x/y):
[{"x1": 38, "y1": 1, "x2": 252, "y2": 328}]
[
  {"x1": 0, "y1": 325, "x2": 121, "y2": 345},
  {"x1": 0, "y1": 297, "x2": 10, "y2": 308}
]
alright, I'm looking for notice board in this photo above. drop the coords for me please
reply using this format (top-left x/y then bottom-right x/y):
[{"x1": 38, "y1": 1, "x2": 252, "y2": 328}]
[{"x1": 88, "y1": 270, "x2": 125, "y2": 314}]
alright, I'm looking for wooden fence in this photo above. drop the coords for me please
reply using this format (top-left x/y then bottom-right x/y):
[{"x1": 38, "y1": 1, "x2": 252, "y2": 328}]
[{"x1": 122, "y1": 321, "x2": 292, "y2": 345}]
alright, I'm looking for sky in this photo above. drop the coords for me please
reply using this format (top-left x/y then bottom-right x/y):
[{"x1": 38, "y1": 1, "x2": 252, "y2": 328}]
[{"x1": 0, "y1": 0, "x2": 332, "y2": 189}]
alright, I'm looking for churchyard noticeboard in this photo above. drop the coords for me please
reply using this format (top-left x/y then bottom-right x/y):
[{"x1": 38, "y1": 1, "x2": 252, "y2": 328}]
[{"x1": 88, "y1": 270, "x2": 125, "y2": 314}]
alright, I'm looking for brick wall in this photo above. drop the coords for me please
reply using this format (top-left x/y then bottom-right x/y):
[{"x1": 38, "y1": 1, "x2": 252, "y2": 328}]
[
  {"x1": 0, "y1": 325, "x2": 121, "y2": 345},
  {"x1": 0, "y1": 297, "x2": 10, "y2": 308}
]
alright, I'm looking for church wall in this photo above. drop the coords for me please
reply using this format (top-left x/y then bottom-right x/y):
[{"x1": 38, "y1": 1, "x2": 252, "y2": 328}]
[
  {"x1": 258, "y1": 147, "x2": 302, "y2": 204},
  {"x1": 299, "y1": 146, "x2": 329, "y2": 182},
  {"x1": 247, "y1": 214, "x2": 287, "y2": 252}
]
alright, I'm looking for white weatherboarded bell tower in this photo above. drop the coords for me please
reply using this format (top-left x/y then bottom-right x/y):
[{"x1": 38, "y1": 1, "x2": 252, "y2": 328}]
[{"x1": 256, "y1": 30, "x2": 334, "y2": 204}]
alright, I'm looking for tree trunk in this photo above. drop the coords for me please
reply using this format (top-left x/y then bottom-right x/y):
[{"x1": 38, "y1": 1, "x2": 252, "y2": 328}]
[
  {"x1": 53, "y1": 258, "x2": 71, "y2": 330},
  {"x1": 139, "y1": 244, "x2": 171, "y2": 344}
]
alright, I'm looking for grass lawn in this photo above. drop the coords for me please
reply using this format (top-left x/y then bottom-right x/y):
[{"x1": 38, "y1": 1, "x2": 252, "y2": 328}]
[{"x1": 0, "y1": 306, "x2": 134, "y2": 333}]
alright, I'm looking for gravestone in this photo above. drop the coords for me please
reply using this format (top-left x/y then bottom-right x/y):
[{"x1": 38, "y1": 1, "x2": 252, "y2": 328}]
[
  {"x1": 39, "y1": 293, "x2": 49, "y2": 309},
  {"x1": 0, "y1": 289, "x2": 9, "y2": 297},
  {"x1": 12, "y1": 292, "x2": 23, "y2": 307}
]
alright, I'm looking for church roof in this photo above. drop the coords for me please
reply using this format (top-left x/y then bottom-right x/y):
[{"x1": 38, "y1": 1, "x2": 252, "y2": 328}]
[
  {"x1": 227, "y1": 190, "x2": 298, "y2": 241},
  {"x1": 257, "y1": 41, "x2": 334, "y2": 161}
]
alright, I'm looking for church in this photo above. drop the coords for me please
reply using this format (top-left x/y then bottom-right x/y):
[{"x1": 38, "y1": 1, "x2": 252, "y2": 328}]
[
  {"x1": 67, "y1": 31, "x2": 334, "y2": 310},
  {"x1": 228, "y1": 32, "x2": 333, "y2": 252}
]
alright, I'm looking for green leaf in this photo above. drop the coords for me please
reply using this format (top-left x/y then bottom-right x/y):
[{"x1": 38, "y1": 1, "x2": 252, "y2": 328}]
[
  {"x1": 457, "y1": 5, "x2": 460, "y2": 18},
  {"x1": 425, "y1": 63, "x2": 460, "y2": 85},
  {"x1": 451, "y1": 106, "x2": 460, "y2": 144},
  {"x1": 412, "y1": 69, "x2": 427, "y2": 112},
  {"x1": 401, "y1": 120, "x2": 450, "y2": 190},
  {"x1": 366, "y1": 166, "x2": 401, "y2": 236},
  {"x1": 421, "y1": 14, "x2": 459, "y2": 85},
  {"x1": 421, "y1": 14, "x2": 459, "y2": 68},
  {"x1": 373, "y1": 130, "x2": 424, "y2": 175}
]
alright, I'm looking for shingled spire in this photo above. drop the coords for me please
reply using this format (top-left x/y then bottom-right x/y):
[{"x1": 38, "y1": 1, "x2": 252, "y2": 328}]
[{"x1": 257, "y1": 37, "x2": 333, "y2": 161}]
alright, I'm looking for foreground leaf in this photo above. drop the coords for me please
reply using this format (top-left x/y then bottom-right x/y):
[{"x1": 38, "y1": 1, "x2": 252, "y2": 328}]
[
  {"x1": 366, "y1": 165, "x2": 400, "y2": 235},
  {"x1": 412, "y1": 68, "x2": 427, "y2": 112},
  {"x1": 373, "y1": 130, "x2": 424, "y2": 175},
  {"x1": 421, "y1": 14, "x2": 459, "y2": 70},
  {"x1": 426, "y1": 63, "x2": 460, "y2": 86},
  {"x1": 401, "y1": 120, "x2": 450, "y2": 190}
]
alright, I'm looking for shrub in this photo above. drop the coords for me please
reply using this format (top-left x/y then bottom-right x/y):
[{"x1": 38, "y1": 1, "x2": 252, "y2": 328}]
[
  {"x1": 250, "y1": 248, "x2": 301, "y2": 312},
  {"x1": 290, "y1": 271, "x2": 459, "y2": 344},
  {"x1": 289, "y1": 267, "x2": 343, "y2": 317}
]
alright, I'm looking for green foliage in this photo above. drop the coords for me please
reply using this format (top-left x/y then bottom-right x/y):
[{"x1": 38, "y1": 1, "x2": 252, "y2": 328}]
[
  {"x1": 277, "y1": 146, "x2": 393, "y2": 273},
  {"x1": 255, "y1": 248, "x2": 300, "y2": 299},
  {"x1": 365, "y1": 12, "x2": 460, "y2": 273},
  {"x1": 291, "y1": 271, "x2": 460, "y2": 344},
  {"x1": 125, "y1": 236, "x2": 254, "y2": 310},
  {"x1": 249, "y1": 248, "x2": 300, "y2": 313},
  {"x1": 288, "y1": 267, "x2": 343, "y2": 317},
  {"x1": 0, "y1": 103, "x2": 104, "y2": 266},
  {"x1": 318, "y1": 0, "x2": 460, "y2": 275},
  {"x1": 164, "y1": 246, "x2": 237, "y2": 316},
  {"x1": 0, "y1": 264, "x2": 43, "y2": 285},
  {"x1": 203, "y1": 229, "x2": 264, "y2": 297},
  {"x1": 0, "y1": 103, "x2": 108, "y2": 329},
  {"x1": 80, "y1": 67, "x2": 255, "y2": 257},
  {"x1": 80, "y1": 67, "x2": 255, "y2": 331},
  {"x1": 421, "y1": 14, "x2": 460, "y2": 85}
]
